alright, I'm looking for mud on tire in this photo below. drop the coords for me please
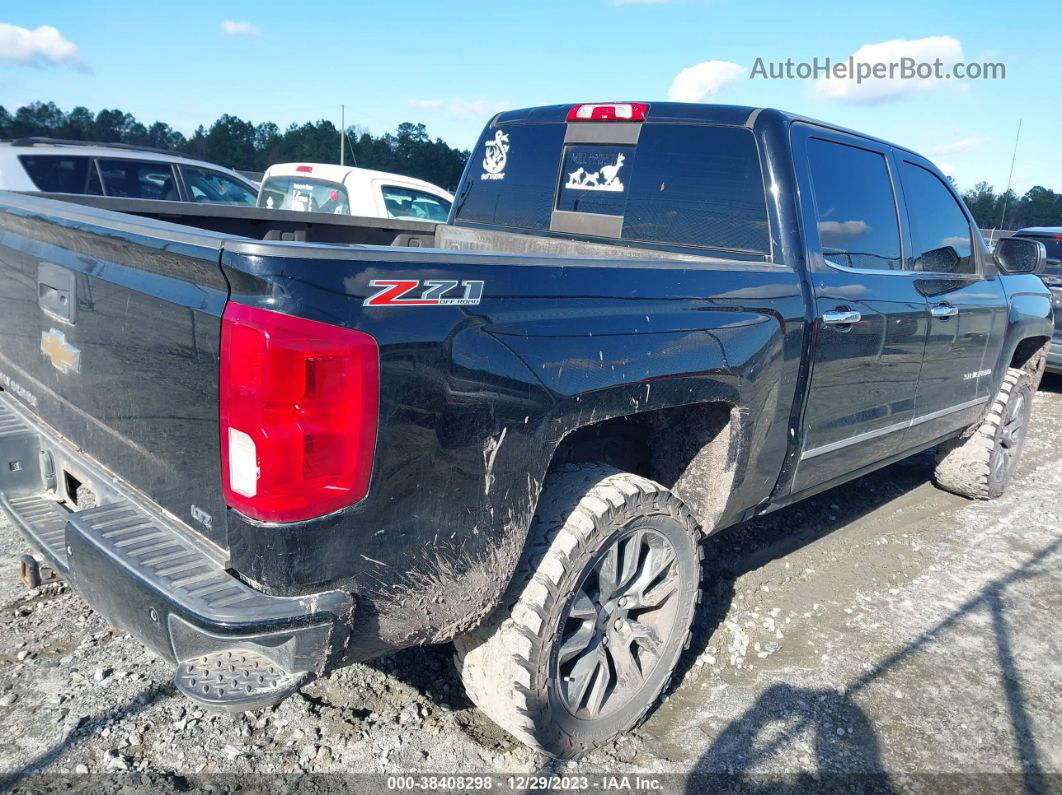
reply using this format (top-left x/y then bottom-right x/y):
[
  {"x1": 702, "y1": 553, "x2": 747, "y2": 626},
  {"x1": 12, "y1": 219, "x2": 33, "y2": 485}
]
[
  {"x1": 454, "y1": 464, "x2": 702, "y2": 759},
  {"x1": 933, "y1": 367, "x2": 1035, "y2": 500}
]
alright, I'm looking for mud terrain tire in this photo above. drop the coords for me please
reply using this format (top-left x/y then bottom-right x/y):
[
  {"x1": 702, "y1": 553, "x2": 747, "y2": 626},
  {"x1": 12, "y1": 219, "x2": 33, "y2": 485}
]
[
  {"x1": 933, "y1": 367, "x2": 1034, "y2": 500},
  {"x1": 454, "y1": 464, "x2": 701, "y2": 759}
]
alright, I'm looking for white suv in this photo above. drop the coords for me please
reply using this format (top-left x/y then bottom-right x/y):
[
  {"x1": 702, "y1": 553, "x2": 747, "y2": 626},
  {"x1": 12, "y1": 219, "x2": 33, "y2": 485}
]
[{"x1": 0, "y1": 138, "x2": 259, "y2": 205}]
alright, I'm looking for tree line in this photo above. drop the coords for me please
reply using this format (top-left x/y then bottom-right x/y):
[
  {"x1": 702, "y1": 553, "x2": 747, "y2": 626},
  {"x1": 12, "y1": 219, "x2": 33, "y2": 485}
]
[
  {"x1": 960, "y1": 182, "x2": 1062, "y2": 232},
  {"x1": 0, "y1": 102, "x2": 471, "y2": 191}
]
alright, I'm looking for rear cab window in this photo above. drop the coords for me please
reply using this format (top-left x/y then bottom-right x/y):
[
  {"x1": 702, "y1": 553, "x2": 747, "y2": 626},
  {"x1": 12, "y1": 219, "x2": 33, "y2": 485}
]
[
  {"x1": 259, "y1": 176, "x2": 350, "y2": 214},
  {"x1": 381, "y1": 185, "x2": 451, "y2": 222},
  {"x1": 453, "y1": 119, "x2": 770, "y2": 256}
]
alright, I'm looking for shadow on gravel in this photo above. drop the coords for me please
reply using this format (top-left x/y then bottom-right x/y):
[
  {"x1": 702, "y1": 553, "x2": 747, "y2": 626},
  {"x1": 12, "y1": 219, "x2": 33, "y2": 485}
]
[
  {"x1": 0, "y1": 683, "x2": 172, "y2": 789},
  {"x1": 673, "y1": 450, "x2": 942, "y2": 713},
  {"x1": 367, "y1": 644, "x2": 474, "y2": 713},
  {"x1": 687, "y1": 535, "x2": 1061, "y2": 793}
]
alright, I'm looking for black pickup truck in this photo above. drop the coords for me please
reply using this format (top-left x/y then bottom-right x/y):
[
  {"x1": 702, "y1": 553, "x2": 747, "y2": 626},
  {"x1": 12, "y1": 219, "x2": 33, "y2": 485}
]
[{"x1": 0, "y1": 102, "x2": 1053, "y2": 759}]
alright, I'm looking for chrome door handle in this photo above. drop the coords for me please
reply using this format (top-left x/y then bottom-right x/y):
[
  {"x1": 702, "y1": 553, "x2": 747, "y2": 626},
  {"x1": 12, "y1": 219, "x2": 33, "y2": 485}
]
[
  {"x1": 822, "y1": 310, "x2": 861, "y2": 325},
  {"x1": 930, "y1": 303, "x2": 958, "y2": 318}
]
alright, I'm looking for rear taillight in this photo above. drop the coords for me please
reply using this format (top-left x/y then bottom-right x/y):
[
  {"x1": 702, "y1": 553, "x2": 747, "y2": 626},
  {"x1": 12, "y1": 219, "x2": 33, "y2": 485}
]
[
  {"x1": 220, "y1": 303, "x2": 379, "y2": 523},
  {"x1": 567, "y1": 103, "x2": 648, "y2": 122},
  {"x1": 295, "y1": 165, "x2": 313, "y2": 173}
]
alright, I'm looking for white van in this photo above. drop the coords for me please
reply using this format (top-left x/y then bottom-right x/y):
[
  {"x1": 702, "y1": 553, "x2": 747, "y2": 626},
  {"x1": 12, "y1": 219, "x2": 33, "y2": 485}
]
[{"x1": 257, "y1": 163, "x2": 453, "y2": 222}]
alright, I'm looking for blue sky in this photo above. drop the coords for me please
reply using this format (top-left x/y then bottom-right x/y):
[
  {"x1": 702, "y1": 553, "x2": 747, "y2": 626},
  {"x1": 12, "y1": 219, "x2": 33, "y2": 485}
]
[{"x1": 1, "y1": 0, "x2": 1059, "y2": 194}]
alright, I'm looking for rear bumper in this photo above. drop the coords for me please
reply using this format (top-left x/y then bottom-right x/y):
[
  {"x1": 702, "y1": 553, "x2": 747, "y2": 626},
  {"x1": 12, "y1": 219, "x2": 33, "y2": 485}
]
[{"x1": 0, "y1": 393, "x2": 353, "y2": 682}]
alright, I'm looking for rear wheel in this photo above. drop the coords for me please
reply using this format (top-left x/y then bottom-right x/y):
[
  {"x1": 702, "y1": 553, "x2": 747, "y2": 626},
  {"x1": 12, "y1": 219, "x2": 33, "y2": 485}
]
[
  {"x1": 454, "y1": 465, "x2": 701, "y2": 759},
  {"x1": 934, "y1": 367, "x2": 1034, "y2": 499}
]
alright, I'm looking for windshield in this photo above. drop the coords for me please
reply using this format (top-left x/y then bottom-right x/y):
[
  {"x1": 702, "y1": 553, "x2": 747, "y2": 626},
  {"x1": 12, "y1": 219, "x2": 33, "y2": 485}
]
[
  {"x1": 258, "y1": 176, "x2": 350, "y2": 214},
  {"x1": 1015, "y1": 233, "x2": 1062, "y2": 264}
]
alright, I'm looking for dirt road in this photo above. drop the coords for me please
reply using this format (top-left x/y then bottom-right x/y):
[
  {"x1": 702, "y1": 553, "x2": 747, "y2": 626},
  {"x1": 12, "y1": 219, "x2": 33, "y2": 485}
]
[{"x1": 2, "y1": 375, "x2": 1061, "y2": 791}]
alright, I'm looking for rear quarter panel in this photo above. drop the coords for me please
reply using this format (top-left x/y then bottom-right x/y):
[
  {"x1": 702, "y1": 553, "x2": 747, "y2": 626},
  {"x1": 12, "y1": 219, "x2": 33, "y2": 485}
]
[{"x1": 219, "y1": 243, "x2": 805, "y2": 656}]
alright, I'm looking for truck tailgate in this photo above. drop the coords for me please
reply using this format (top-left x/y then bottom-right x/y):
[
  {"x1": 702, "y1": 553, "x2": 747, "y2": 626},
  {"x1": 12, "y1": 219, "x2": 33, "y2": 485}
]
[{"x1": 0, "y1": 193, "x2": 230, "y2": 549}]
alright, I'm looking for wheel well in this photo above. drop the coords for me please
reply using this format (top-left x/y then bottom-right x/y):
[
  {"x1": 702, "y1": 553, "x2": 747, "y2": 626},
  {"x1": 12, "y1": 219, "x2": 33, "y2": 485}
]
[
  {"x1": 1011, "y1": 336, "x2": 1050, "y2": 385},
  {"x1": 550, "y1": 402, "x2": 737, "y2": 531}
]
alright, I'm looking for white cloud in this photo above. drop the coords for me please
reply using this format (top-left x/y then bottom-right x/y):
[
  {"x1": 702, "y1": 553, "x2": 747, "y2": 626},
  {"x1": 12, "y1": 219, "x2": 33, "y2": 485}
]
[
  {"x1": 818, "y1": 220, "x2": 871, "y2": 244},
  {"x1": 220, "y1": 20, "x2": 263, "y2": 38},
  {"x1": 668, "y1": 60, "x2": 744, "y2": 102},
  {"x1": 931, "y1": 136, "x2": 983, "y2": 156},
  {"x1": 0, "y1": 23, "x2": 88, "y2": 71},
  {"x1": 937, "y1": 162, "x2": 956, "y2": 177},
  {"x1": 815, "y1": 35, "x2": 963, "y2": 104},
  {"x1": 408, "y1": 98, "x2": 511, "y2": 118}
]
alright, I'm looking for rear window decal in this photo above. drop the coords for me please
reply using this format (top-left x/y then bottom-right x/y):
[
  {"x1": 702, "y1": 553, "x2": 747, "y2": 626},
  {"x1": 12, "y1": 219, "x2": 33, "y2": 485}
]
[
  {"x1": 481, "y1": 131, "x2": 509, "y2": 181},
  {"x1": 566, "y1": 153, "x2": 626, "y2": 192}
]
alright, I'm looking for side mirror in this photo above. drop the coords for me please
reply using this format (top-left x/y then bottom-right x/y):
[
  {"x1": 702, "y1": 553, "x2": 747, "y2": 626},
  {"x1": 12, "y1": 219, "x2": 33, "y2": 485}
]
[{"x1": 994, "y1": 237, "x2": 1046, "y2": 274}]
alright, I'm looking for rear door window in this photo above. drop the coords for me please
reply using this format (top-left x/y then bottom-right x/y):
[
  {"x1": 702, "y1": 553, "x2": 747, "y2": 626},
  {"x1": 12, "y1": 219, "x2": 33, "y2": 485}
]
[
  {"x1": 258, "y1": 176, "x2": 350, "y2": 214},
  {"x1": 380, "y1": 185, "x2": 451, "y2": 221},
  {"x1": 97, "y1": 159, "x2": 179, "y2": 200},
  {"x1": 805, "y1": 139, "x2": 903, "y2": 271},
  {"x1": 455, "y1": 122, "x2": 770, "y2": 254},
  {"x1": 18, "y1": 155, "x2": 103, "y2": 195}
]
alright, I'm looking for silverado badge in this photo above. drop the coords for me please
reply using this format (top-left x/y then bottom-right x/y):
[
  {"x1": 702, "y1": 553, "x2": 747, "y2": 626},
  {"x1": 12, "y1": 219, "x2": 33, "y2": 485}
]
[{"x1": 41, "y1": 328, "x2": 80, "y2": 374}]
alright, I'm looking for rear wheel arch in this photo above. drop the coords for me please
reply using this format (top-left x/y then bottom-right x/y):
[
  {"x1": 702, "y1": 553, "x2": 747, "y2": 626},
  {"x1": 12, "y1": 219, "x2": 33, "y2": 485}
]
[{"x1": 547, "y1": 399, "x2": 742, "y2": 533}]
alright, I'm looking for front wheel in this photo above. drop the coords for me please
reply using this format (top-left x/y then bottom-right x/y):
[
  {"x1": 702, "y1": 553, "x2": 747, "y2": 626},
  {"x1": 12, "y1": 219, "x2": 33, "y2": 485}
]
[
  {"x1": 454, "y1": 465, "x2": 701, "y2": 759},
  {"x1": 934, "y1": 367, "x2": 1035, "y2": 500}
]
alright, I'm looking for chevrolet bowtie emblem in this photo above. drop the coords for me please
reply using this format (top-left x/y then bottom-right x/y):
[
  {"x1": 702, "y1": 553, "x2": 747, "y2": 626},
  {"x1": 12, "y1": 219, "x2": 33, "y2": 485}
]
[{"x1": 41, "y1": 328, "x2": 80, "y2": 374}]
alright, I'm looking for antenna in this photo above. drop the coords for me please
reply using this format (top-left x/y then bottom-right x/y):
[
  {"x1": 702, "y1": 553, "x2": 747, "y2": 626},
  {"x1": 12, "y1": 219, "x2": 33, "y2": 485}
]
[
  {"x1": 997, "y1": 119, "x2": 1022, "y2": 232},
  {"x1": 340, "y1": 104, "x2": 345, "y2": 166}
]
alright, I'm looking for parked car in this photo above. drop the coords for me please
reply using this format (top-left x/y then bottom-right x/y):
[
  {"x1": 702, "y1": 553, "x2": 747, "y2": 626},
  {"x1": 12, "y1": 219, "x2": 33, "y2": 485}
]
[
  {"x1": 1012, "y1": 226, "x2": 1062, "y2": 373},
  {"x1": 0, "y1": 137, "x2": 259, "y2": 205},
  {"x1": 0, "y1": 102, "x2": 1052, "y2": 760},
  {"x1": 257, "y1": 162, "x2": 453, "y2": 221}
]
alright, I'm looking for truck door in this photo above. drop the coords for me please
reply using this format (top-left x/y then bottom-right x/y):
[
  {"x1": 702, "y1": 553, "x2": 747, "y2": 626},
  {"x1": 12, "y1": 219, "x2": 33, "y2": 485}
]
[
  {"x1": 790, "y1": 125, "x2": 929, "y2": 494},
  {"x1": 893, "y1": 156, "x2": 1010, "y2": 448}
]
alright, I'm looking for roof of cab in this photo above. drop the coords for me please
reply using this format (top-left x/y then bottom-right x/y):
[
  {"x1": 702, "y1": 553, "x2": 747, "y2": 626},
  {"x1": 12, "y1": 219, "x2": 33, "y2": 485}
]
[{"x1": 490, "y1": 102, "x2": 917, "y2": 159}]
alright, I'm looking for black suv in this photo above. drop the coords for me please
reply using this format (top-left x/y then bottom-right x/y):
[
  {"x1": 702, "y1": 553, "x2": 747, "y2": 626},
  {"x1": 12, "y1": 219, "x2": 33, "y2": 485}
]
[{"x1": 1014, "y1": 227, "x2": 1062, "y2": 372}]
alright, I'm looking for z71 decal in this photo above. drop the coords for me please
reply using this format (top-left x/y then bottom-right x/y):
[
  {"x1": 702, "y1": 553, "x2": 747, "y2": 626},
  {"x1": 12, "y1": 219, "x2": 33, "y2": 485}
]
[{"x1": 364, "y1": 279, "x2": 484, "y2": 307}]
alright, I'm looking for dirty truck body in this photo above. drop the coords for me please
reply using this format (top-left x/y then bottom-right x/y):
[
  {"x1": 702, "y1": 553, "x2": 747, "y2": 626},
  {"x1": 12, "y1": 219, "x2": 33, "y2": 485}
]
[{"x1": 0, "y1": 103, "x2": 1052, "y2": 755}]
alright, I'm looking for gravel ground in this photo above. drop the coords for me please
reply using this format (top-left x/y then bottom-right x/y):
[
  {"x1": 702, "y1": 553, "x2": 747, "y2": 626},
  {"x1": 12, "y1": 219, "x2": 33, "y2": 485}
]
[{"x1": 1, "y1": 375, "x2": 1060, "y2": 792}]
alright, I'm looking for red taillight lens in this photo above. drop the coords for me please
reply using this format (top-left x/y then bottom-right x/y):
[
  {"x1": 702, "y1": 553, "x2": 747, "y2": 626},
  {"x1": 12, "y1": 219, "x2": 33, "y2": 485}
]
[
  {"x1": 295, "y1": 165, "x2": 313, "y2": 173},
  {"x1": 567, "y1": 103, "x2": 648, "y2": 122},
  {"x1": 220, "y1": 303, "x2": 379, "y2": 523}
]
